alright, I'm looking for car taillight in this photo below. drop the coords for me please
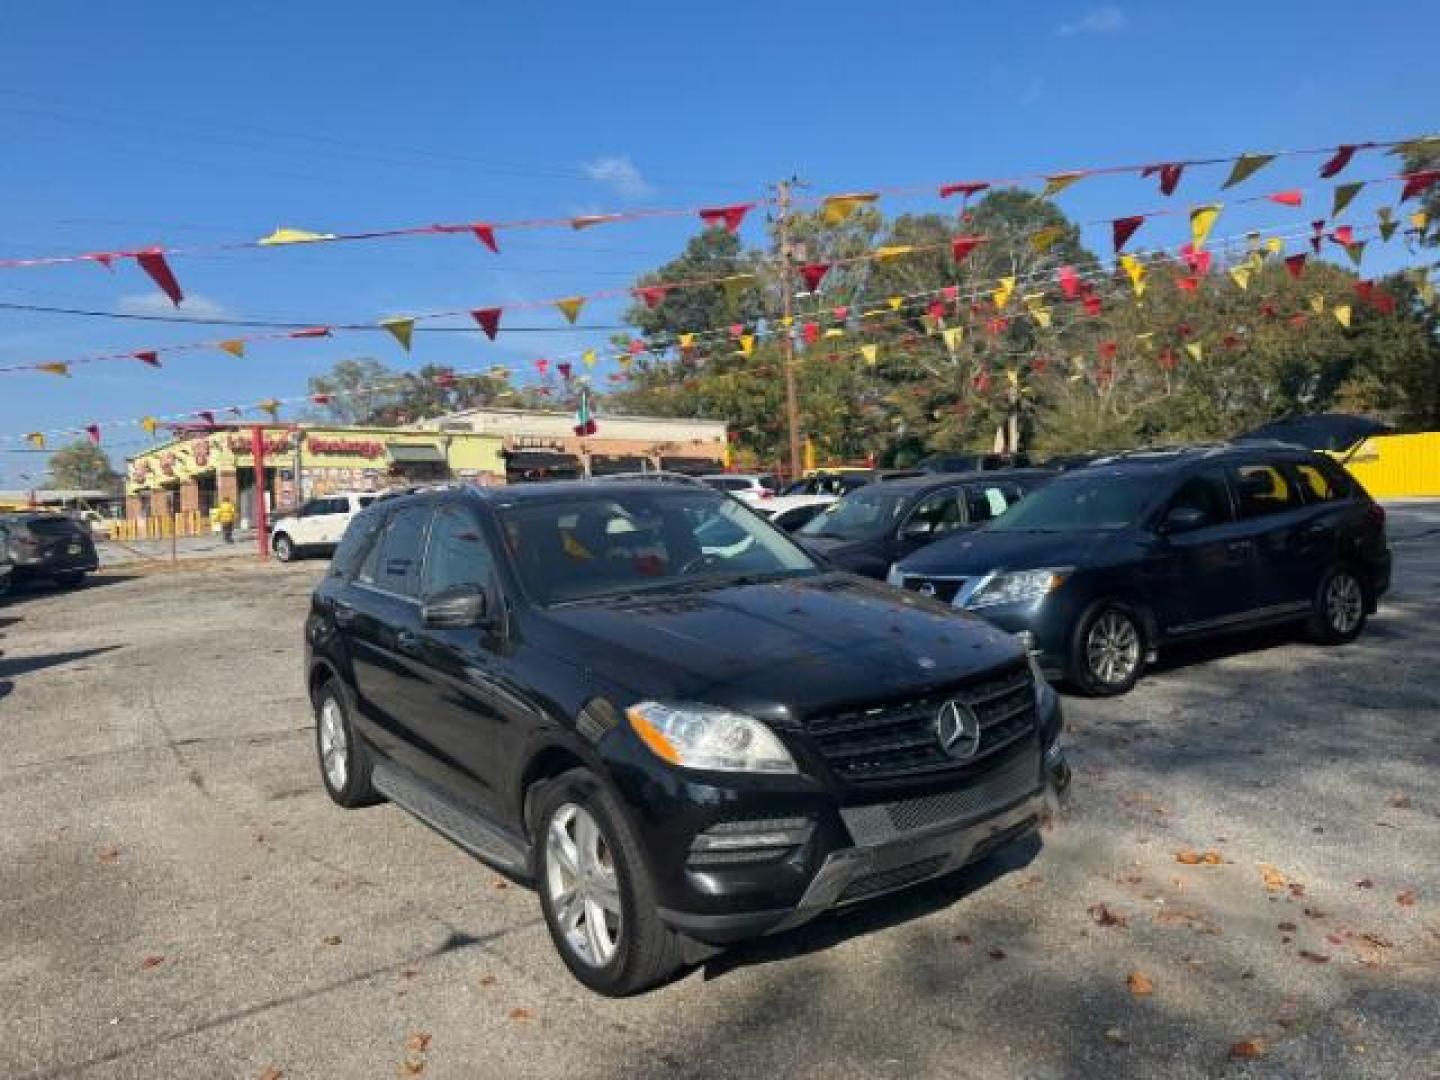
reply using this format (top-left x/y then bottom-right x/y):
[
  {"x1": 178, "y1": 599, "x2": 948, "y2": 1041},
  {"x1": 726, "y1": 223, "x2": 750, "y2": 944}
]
[{"x1": 1366, "y1": 502, "x2": 1386, "y2": 530}]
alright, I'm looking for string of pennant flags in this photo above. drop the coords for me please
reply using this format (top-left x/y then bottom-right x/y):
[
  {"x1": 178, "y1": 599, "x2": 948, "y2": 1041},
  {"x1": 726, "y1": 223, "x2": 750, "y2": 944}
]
[
  {"x1": 0, "y1": 132, "x2": 1436, "y2": 310},
  {"x1": 9, "y1": 216, "x2": 1433, "y2": 449},
  {"x1": 2, "y1": 174, "x2": 1433, "y2": 380}
]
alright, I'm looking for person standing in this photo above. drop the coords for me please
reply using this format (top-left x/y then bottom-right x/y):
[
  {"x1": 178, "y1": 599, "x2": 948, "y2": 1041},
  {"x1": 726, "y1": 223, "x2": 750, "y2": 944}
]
[{"x1": 217, "y1": 498, "x2": 237, "y2": 543}]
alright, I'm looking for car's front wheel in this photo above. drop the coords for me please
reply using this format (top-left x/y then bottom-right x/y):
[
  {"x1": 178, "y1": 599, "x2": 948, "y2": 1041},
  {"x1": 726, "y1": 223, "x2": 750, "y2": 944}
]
[
  {"x1": 314, "y1": 679, "x2": 380, "y2": 807},
  {"x1": 1308, "y1": 565, "x2": 1367, "y2": 644},
  {"x1": 272, "y1": 533, "x2": 295, "y2": 562},
  {"x1": 533, "y1": 768, "x2": 685, "y2": 996},
  {"x1": 1070, "y1": 603, "x2": 1144, "y2": 696}
]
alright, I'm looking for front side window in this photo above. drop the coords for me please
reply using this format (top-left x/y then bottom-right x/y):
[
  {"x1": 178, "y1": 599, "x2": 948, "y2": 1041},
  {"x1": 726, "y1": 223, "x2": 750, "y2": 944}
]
[
  {"x1": 499, "y1": 491, "x2": 815, "y2": 605},
  {"x1": 1165, "y1": 470, "x2": 1233, "y2": 526},
  {"x1": 903, "y1": 489, "x2": 964, "y2": 537},
  {"x1": 1232, "y1": 464, "x2": 1298, "y2": 519},
  {"x1": 374, "y1": 505, "x2": 431, "y2": 597},
  {"x1": 422, "y1": 505, "x2": 494, "y2": 596},
  {"x1": 331, "y1": 511, "x2": 385, "y2": 578},
  {"x1": 800, "y1": 488, "x2": 908, "y2": 541},
  {"x1": 987, "y1": 473, "x2": 1160, "y2": 531}
]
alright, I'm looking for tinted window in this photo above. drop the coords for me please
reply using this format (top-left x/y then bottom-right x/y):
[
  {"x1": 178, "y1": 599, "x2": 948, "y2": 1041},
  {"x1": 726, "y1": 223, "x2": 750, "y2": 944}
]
[
  {"x1": 966, "y1": 483, "x2": 1017, "y2": 524},
  {"x1": 375, "y1": 505, "x2": 431, "y2": 596},
  {"x1": 331, "y1": 512, "x2": 385, "y2": 578},
  {"x1": 1166, "y1": 470, "x2": 1233, "y2": 526},
  {"x1": 1293, "y1": 461, "x2": 1351, "y2": 503},
  {"x1": 422, "y1": 505, "x2": 494, "y2": 596},
  {"x1": 904, "y1": 488, "x2": 964, "y2": 537},
  {"x1": 1232, "y1": 464, "x2": 1299, "y2": 519},
  {"x1": 988, "y1": 473, "x2": 1159, "y2": 531},
  {"x1": 800, "y1": 488, "x2": 908, "y2": 540}
]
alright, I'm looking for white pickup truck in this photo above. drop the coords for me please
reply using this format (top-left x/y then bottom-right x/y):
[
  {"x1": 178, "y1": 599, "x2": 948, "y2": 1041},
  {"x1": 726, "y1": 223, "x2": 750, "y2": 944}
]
[{"x1": 269, "y1": 492, "x2": 378, "y2": 562}]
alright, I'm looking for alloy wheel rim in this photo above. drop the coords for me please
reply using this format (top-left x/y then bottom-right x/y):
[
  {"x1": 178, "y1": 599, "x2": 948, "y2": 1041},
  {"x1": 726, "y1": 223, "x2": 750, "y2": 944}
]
[
  {"x1": 545, "y1": 803, "x2": 622, "y2": 968},
  {"x1": 1325, "y1": 573, "x2": 1362, "y2": 635},
  {"x1": 318, "y1": 698, "x2": 348, "y2": 790},
  {"x1": 1086, "y1": 612, "x2": 1140, "y2": 686}
]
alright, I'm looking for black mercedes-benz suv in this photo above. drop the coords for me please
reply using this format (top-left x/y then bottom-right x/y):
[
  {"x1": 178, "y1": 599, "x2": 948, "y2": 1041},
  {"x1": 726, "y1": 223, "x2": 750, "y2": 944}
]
[
  {"x1": 890, "y1": 444, "x2": 1391, "y2": 695},
  {"x1": 305, "y1": 482, "x2": 1067, "y2": 995}
]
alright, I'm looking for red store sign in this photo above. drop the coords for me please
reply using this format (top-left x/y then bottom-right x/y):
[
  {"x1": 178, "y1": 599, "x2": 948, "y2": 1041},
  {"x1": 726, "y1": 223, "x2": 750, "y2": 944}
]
[{"x1": 307, "y1": 437, "x2": 385, "y2": 459}]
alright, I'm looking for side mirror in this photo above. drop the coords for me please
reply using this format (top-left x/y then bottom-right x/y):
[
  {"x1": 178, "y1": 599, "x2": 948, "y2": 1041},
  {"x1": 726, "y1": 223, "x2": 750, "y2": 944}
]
[
  {"x1": 421, "y1": 584, "x2": 489, "y2": 629},
  {"x1": 1160, "y1": 506, "x2": 1209, "y2": 534}
]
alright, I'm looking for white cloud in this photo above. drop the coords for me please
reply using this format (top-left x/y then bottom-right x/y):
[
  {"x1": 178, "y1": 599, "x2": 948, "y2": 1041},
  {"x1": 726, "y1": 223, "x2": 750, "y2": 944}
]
[
  {"x1": 1056, "y1": 5, "x2": 1127, "y2": 35},
  {"x1": 117, "y1": 292, "x2": 232, "y2": 320},
  {"x1": 581, "y1": 156, "x2": 654, "y2": 198}
]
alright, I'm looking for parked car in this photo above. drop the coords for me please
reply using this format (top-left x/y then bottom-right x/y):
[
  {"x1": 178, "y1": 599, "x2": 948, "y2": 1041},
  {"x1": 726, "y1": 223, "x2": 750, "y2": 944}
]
[
  {"x1": 889, "y1": 444, "x2": 1391, "y2": 695},
  {"x1": 763, "y1": 496, "x2": 833, "y2": 533},
  {"x1": 917, "y1": 452, "x2": 1030, "y2": 473},
  {"x1": 699, "y1": 473, "x2": 779, "y2": 508},
  {"x1": 0, "y1": 512, "x2": 99, "y2": 589},
  {"x1": 305, "y1": 481, "x2": 1067, "y2": 995},
  {"x1": 796, "y1": 471, "x2": 1054, "y2": 579},
  {"x1": 270, "y1": 492, "x2": 378, "y2": 562},
  {"x1": 0, "y1": 520, "x2": 13, "y2": 599},
  {"x1": 594, "y1": 470, "x2": 707, "y2": 487}
]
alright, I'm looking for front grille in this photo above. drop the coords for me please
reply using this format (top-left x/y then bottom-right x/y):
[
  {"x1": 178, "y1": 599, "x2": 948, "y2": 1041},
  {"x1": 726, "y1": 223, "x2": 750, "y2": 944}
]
[
  {"x1": 804, "y1": 662, "x2": 1036, "y2": 786},
  {"x1": 900, "y1": 575, "x2": 967, "y2": 604},
  {"x1": 836, "y1": 855, "x2": 946, "y2": 903}
]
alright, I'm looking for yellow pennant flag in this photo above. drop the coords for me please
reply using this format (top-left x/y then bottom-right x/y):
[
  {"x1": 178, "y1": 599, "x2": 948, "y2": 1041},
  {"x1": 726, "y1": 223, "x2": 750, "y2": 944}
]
[
  {"x1": 1265, "y1": 237, "x2": 1284, "y2": 256},
  {"x1": 257, "y1": 226, "x2": 337, "y2": 245},
  {"x1": 218, "y1": 339, "x2": 245, "y2": 358},
  {"x1": 1377, "y1": 207, "x2": 1397, "y2": 241},
  {"x1": 142, "y1": 416, "x2": 159, "y2": 436},
  {"x1": 739, "y1": 334, "x2": 755, "y2": 356},
  {"x1": 1309, "y1": 294, "x2": 1326, "y2": 315},
  {"x1": 675, "y1": 334, "x2": 694, "y2": 352},
  {"x1": 381, "y1": 317, "x2": 415, "y2": 351},
  {"x1": 258, "y1": 398, "x2": 280, "y2": 419},
  {"x1": 941, "y1": 326, "x2": 964, "y2": 353},
  {"x1": 1006, "y1": 369, "x2": 1019, "y2": 388},
  {"x1": 582, "y1": 348, "x2": 598, "y2": 368},
  {"x1": 823, "y1": 327, "x2": 844, "y2": 339},
  {"x1": 822, "y1": 193, "x2": 878, "y2": 225},
  {"x1": 993, "y1": 276, "x2": 1016, "y2": 310},
  {"x1": 1119, "y1": 254, "x2": 1146, "y2": 297},
  {"x1": 26, "y1": 432, "x2": 45, "y2": 449},
  {"x1": 860, "y1": 344, "x2": 878, "y2": 366},
  {"x1": 887, "y1": 296, "x2": 904, "y2": 311},
  {"x1": 1229, "y1": 265, "x2": 1251, "y2": 291},
  {"x1": 38, "y1": 362, "x2": 70, "y2": 376},
  {"x1": 1135, "y1": 331, "x2": 1155, "y2": 350},
  {"x1": 1022, "y1": 293, "x2": 1051, "y2": 327},
  {"x1": 555, "y1": 297, "x2": 585, "y2": 325},
  {"x1": 1184, "y1": 342, "x2": 1204, "y2": 364},
  {"x1": 777, "y1": 315, "x2": 793, "y2": 329},
  {"x1": 1333, "y1": 304, "x2": 1352, "y2": 329},
  {"x1": 1410, "y1": 210, "x2": 1429, "y2": 232},
  {"x1": 1189, "y1": 204, "x2": 1221, "y2": 250},
  {"x1": 1222, "y1": 153, "x2": 1275, "y2": 189},
  {"x1": 1029, "y1": 225, "x2": 1064, "y2": 254},
  {"x1": 875, "y1": 245, "x2": 913, "y2": 262},
  {"x1": 1412, "y1": 270, "x2": 1436, "y2": 307},
  {"x1": 1040, "y1": 172, "x2": 1083, "y2": 199}
]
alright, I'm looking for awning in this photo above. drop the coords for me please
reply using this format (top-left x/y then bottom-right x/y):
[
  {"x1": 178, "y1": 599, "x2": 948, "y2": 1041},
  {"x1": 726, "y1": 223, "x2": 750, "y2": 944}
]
[
  {"x1": 659, "y1": 456, "x2": 719, "y2": 476},
  {"x1": 387, "y1": 443, "x2": 447, "y2": 465},
  {"x1": 589, "y1": 454, "x2": 648, "y2": 476},
  {"x1": 504, "y1": 450, "x2": 583, "y2": 481}
]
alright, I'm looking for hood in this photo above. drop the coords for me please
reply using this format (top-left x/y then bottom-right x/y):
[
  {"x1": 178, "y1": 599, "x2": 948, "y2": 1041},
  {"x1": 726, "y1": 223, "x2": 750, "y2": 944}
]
[
  {"x1": 898, "y1": 527, "x2": 1115, "y2": 577},
  {"x1": 530, "y1": 572, "x2": 1023, "y2": 717}
]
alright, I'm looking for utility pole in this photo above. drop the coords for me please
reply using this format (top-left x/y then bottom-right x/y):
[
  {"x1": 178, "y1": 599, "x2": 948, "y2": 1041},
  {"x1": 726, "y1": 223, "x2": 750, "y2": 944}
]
[{"x1": 774, "y1": 178, "x2": 804, "y2": 480}]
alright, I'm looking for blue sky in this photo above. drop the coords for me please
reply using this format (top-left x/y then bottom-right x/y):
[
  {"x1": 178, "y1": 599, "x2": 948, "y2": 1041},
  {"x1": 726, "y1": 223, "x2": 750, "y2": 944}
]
[{"x1": 1, "y1": 0, "x2": 1436, "y2": 483}]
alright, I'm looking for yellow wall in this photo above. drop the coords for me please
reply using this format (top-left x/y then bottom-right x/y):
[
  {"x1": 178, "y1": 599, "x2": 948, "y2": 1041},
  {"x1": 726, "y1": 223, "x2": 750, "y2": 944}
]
[{"x1": 1336, "y1": 432, "x2": 1440, "y2": 498}]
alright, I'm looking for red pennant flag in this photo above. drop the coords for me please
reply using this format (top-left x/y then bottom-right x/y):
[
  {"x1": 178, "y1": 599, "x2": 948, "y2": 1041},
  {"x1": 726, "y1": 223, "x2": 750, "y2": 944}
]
[
  {"x1": 1371, "y1": 287, "x2": 1396, "y2": 315},
  {"x1": 1320, "y1": 144, "x2": 1357, "y2": 179},
  {"x1": 950, "y1": 235, "x2": 986, "y2": 265},
  {"x1": 85, "y1": 424, "x2": 101, "y2": 445},
  {"x1": 310, "y1": 393, "x2": 331, "y2": 405},
  {"x1": 1058, "y1": 265, "x2": 1081, "y2": 299},
  {"x1": 1176, "y1": 274, "x2": 1200, "y2": 292},
  {"x1": 629, "y1": 338, "x2": 646, "y2": 355},
  {"x1": 1158, "y1": 348, "x2": 1178, "y2": 371},
  {"x1": 557, "y1": 362, "x2": 572, "y2": 381},
  {"x1": 1223, "y1": 333, "x2": 1243, "y2": 350},
  {"x1": 1354, "y1": 280, "x2": 1375, "y2": 304},
  {"x1": 1285, "y1": 253, "x2": 1308, "y2": 279},
  {"x1": 633, "y1": 285, "x2": 669, "y2": 309},
  {"x1": 802, "y1": 321, "x2": 820, "y2": 345},
  {"x1": 927, "y1": 300, "x2": 946, "y2": 322},
  {"x1": 1141, "y1": 163, "x2": 1184, "y2": 196},
  {"x1": 799, "y1": 262, "x2": 830, "y2": 292},
  {"x1": 1330, "y1": 225, "x2": 1355, "y2": 246},
  {"x1": 1260, "y1": 302, "x2": 1278, "y2": 319},
  {"x1": 1400, "y1": 170, "x2": 1440, "y2": 201},
  {"x1": 974, "y1": 369, "x2": 991, "y2": 392},
  {"x1": 289, "y1": 326, "x2": 331, "y2": 339},
  {"x1": 1288, "y1": 313, "x2": 1309, "y2": 328},
  {"x1": 941, "y1": 285, "x2": 959, "y2": 304},
  {"x1": 1032, "y1": 357, "x2": 1048, "y2": 375},
  {"x1": 698, "y1": 204, "x2": 753, "y2": 233},
  {"x1": 88, "y1": 252, "x2": 117, "y2": 271},
  {"x1": 1180, "y1": 244, "x2": 1212, "y2": 275},
  {"x1": 134, "y1": 248, "x2": 183, "y2": 306},
  {"x1": 535, "y1": 358, "x2": 550, "y2": 377},
  {"x1": 833, "y1": 305, "x2": 849, "y2": 321},
  {"x1": 135, "y1": 350, "x2": 161, "y2": 367},
  {"x1": 985, "y1": 317, "x2": 1010, "y2": 336},
  {"x1": 1112, "y1": 216, "x2": 1145, "y2": 253},
  {"x1": 1082, "y1": 293, "x2": 1103, "y2": 316},
  {"x1": 471, "y1": 223, "x2": 499, "y2": 253},
  {"x1": 471, "y1": 307, "x2": 502, "y2": 340},
  {"x1": 1267, "y1": 190, "x2": 1303, "y2": 207},
  {"x1": 939, "y1": 181, "x2": 990, "y2": 201},
  {"x1": 1098, "y1": 340, "x2": 1118, "y2": 360},
  {"x1": 1176, "y1": 322, "x2": 1193, "y2": 338}
]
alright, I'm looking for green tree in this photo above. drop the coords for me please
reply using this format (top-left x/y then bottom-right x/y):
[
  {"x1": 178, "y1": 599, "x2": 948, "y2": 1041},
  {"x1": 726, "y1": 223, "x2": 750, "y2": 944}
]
[
  {"x1": 45, "y1": 441, "x2": 120, "y2": 492},
  {"x1": 306, "y1": 358, "x2": 516, "y2": 426}
]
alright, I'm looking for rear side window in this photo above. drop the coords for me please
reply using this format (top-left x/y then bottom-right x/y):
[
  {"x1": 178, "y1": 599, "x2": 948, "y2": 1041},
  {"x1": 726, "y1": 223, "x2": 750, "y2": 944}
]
[
  {"x1": 1293, "y1": 460, "x2": 1353, "y2": 503},
  {"x1": 1166, "y1": 470, "x2": 1233, "y2": 526},
  {"x1": 1232, "y1": 463, "x2": 1299, "y2": 519},
  {"x1": 331, "y1": 511, "x2": 384, "y2": 578},
  {"x1": 905, "y1": 488, "x2": 965, "y2": 536},
  {"x1": 368, "y1": 505, "x2": 431, "y2": 597},
  {"x1": 422, "y1": 505, "x2": 494, "y2": 596}
]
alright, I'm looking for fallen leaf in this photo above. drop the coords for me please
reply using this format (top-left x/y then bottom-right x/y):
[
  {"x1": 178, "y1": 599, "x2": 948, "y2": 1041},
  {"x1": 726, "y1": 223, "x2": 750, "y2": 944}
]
[
  {"x1": 400, "y1": 967, "x2": 420, "y2": 980},
  {"x1": 1396, "y1": 889, "x2": 1417, "y2": 907},
  {"x1": 1388, "y1": 793, "x2": 1411, "y2": 809},
  {"x1": 508, "y1": 1007, "x2": 534, "y2": 1022},
  {"x1": 1298, "y1": 950, "x2": 1331, "y2": 963},
  {"x1": 1087, "y1": 903, "x2": 1128, "y2": 928},
  {"x1": 1175, "y1": 849, "x2": 1201, "y2": 865},
  {"x1": 1355, "y1": 878, "x2": 1374, "y2": 889},
  {"x1": 987, "y1": 947, "x2": 1007, "y2": 961},
  {"x1": 1288, "y1": 882, "x2": 1307, "y2": 898},
  {"x1": 1260, "y1": 865, "x2": 1288, "y2": 892},
  {"x1": 140, "y1": 955, "x2": 165, "y2": 970},
  {"x1": 322, "y1": 935, "x2": 342, "y2": 946},
  {"x1": 1278, "y1": 921, "x2": 1298, "y2": 932},
  {"x1": 478, "y1": 973, "x2": 497, "y2": 986},
  {"x1": 492, "y1": 879, "x2": 509, "y2": 891},
  {"x1": 257, "y1": 1068, "x2": 284, "y2": 1080},
  {"x1": 400, "y1": 1057, "x2": 425, "y2": 1076},
  {"x1": 1359, "y1": 931, "x2": 1393, "y2": 949},
  {"x1": 1015, "y1": 874, "x2": 1043, "y2": 890},
  {"x1": 953, "y1": 933, "x2": 973, "y2": 945},
  {"x1": 97, "y1": 846, "x2": 120, "y2": 865},
  {"x1": 1230, "y1": 1039, "x2": 1265, "y2": 1060},
  {"x1": 1104, "y1": 1026, "x2": 1129, "y2": 1045},
  {"x1": 405, "y1": 1032, "x2": 431, "y2": 1053},
  {"x1": 1303, "y1": 907, "x2": 1327, "y2": 920},
  {"x1": 1127, "y1": 972, "x2": 1154, "y2": 996}
]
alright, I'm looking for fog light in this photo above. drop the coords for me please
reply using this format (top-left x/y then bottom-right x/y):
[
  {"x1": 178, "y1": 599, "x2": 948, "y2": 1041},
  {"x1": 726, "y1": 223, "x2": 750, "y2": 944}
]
[{"x1": 687, "y1": 817, "x2": 814, "y2": 866}]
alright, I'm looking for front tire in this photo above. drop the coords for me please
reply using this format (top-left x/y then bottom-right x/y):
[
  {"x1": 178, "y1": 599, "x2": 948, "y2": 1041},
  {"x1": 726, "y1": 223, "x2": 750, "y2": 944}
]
[
  {"x1": 533, "y1": 769, "x2": 685, "y2": 996},
  {"x1": 1070, "y1": 603, "x2": 1144, "y2": 696},
  {"x1": 272, "y1": 533, "x2": 295, "y2": 562},
  {"x1": 1308, "y1": 565, "x2": 1367, "y2": 644},
  {"x1": 314, "y1": 680, "x2": 380, "y2": 807}
]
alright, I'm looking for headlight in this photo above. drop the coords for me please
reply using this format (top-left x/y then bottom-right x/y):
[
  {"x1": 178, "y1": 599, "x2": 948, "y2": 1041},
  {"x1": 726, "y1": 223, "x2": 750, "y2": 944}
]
[
  {"x1": 966, "y1": 567, "x2": 1071, "y2": 609},
  {"x1": 626, "y1": 702, "x2": 799, "y2": 774}
]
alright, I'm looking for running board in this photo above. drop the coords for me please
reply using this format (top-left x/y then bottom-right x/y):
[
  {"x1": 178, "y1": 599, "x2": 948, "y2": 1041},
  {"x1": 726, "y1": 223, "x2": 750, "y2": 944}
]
[{"x1": 372, "y1": 759, "x2": 532, "y2": 881}]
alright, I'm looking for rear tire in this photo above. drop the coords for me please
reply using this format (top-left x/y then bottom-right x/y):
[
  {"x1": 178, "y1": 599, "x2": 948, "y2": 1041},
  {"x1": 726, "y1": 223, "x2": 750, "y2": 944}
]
[
  {"x1": 1069, "y1": 603, "x2": 1144, "y2": 696},
  {"x1": 1307, "y1": 565, "x2": 1367, "y2": 644},
  {"x1": 273, "y1": 533, "x2": 295, "y2": 562},
  {"x1": 533, "y1": 768, "x2": 686, "y2": 996},
  {"x1": 314, "y1": 679, "x2": 381, "y2": 807}
]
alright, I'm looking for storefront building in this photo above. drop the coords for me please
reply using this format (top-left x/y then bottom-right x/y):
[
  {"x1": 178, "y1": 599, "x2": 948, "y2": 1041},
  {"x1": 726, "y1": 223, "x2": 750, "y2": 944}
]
[
  {"x1": 124, "y1": 425, "x2": 505, "y2": 526},
  {"x1": 418, "y1": 408, "x2": 729, "y2": 482}
]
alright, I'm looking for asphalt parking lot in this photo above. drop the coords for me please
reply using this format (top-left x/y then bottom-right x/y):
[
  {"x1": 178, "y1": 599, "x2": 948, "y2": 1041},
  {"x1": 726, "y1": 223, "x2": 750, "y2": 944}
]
[{"x1": 2, "y1": 505, "x2": 1437, "y2": 1079}]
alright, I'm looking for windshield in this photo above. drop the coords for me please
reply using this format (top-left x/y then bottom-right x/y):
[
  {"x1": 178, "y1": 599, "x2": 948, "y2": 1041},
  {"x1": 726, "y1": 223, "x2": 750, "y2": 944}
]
[
  {"x1": 986, "y1": 473, "x2": 1157, "y2": 531},
  {"x1": 798, "y1": 488, "x2": 907, "y2": 541},
  {"x1": 498, "y1": 491, "x2": 818, "y2": 605}
]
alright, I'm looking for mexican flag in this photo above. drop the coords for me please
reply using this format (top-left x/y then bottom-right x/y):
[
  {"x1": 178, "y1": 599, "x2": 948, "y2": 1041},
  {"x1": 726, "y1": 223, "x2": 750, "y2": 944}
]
[{"x1": 573, "y1": 387, "x2": 598, "y2": 436}]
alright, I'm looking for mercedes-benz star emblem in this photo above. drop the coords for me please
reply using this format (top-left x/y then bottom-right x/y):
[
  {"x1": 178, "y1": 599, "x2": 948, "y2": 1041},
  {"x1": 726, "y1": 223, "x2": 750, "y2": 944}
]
[{"x1": 935, "y1": 700, "x2": 981, "y2": 760}]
